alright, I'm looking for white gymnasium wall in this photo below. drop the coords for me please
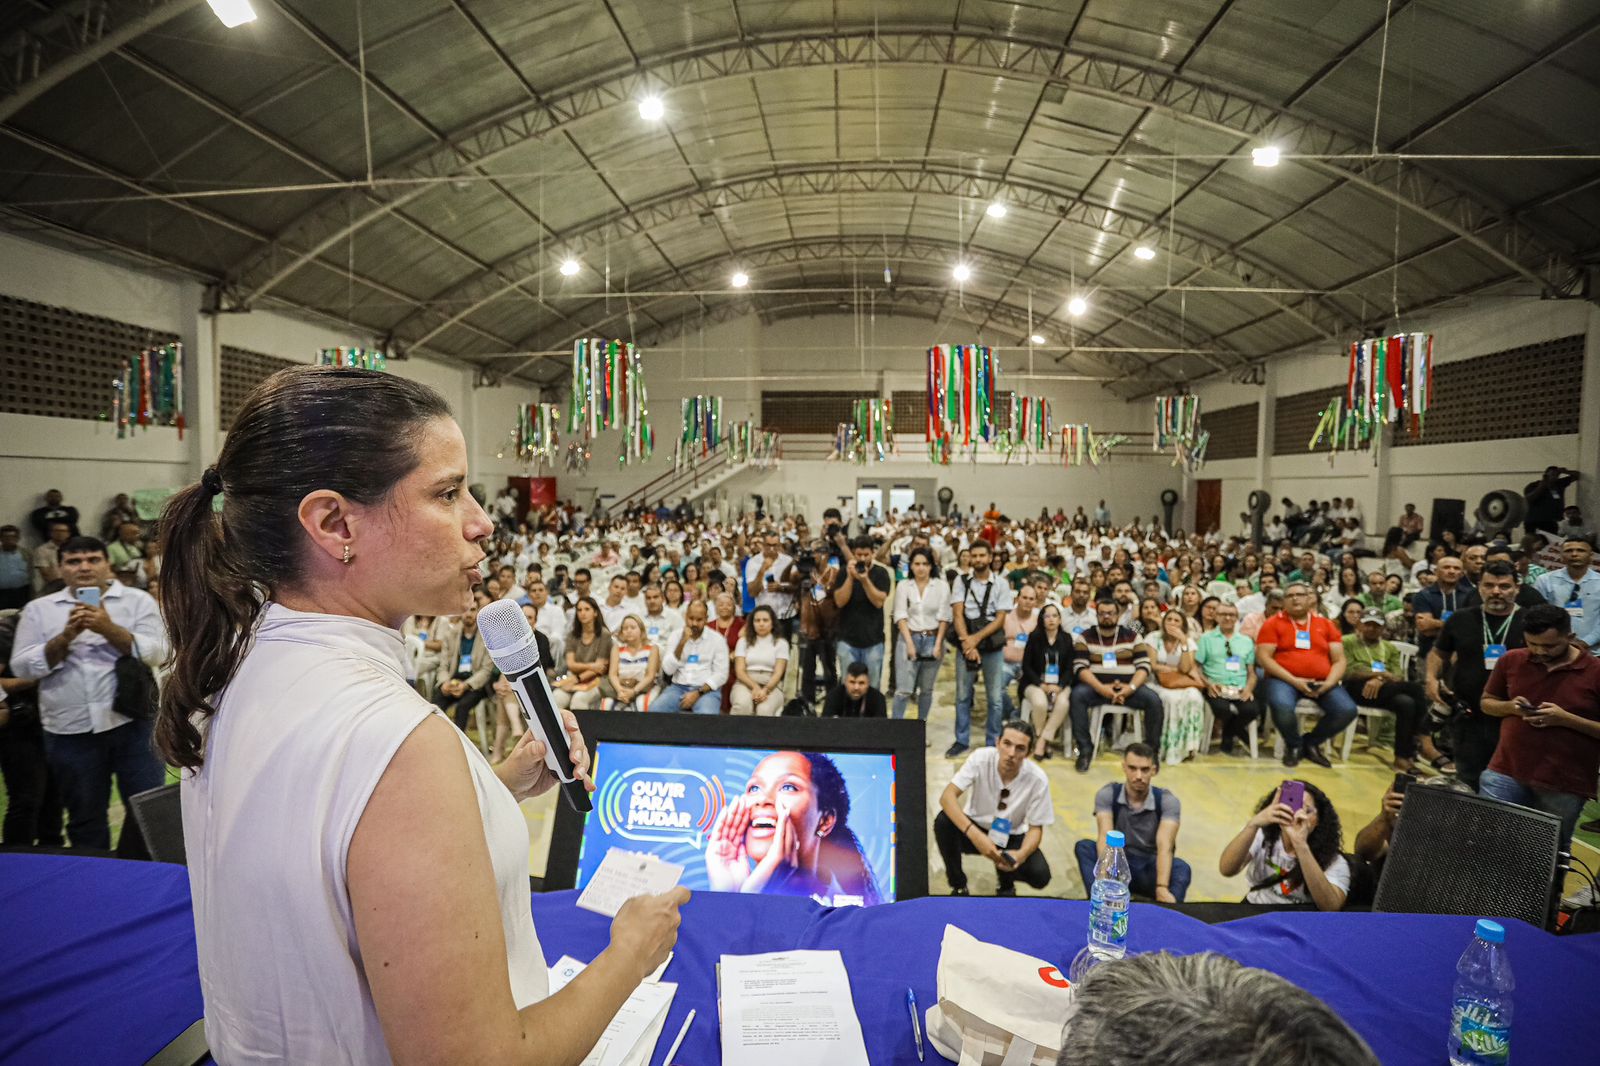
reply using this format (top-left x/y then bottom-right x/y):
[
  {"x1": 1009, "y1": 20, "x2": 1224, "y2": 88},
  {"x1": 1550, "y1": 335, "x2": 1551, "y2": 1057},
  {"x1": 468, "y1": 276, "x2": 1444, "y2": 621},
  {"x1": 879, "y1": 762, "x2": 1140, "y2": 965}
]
[
  {"x1": 550, "y1": 313, "x2": 1183, "y2": 520},
  {"x1": 1192, "y1": 295, "x2": 1599, "y2": 533},
  {"x1": 0, "y1": 232, "x2": 497, "y2": 544}
]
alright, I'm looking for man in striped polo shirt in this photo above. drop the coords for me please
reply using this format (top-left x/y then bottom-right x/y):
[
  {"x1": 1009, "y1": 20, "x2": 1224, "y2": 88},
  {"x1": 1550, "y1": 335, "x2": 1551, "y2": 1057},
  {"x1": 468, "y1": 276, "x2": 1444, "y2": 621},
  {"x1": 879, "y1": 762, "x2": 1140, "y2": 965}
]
[{"x1": 1067, "y1": 594, "x2": 1164, "y2": 773}]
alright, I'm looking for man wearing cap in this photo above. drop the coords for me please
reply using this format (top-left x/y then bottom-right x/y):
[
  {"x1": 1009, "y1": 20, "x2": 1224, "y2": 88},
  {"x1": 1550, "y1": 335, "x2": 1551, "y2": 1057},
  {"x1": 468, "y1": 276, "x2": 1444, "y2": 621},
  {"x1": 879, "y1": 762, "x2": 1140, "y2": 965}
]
[
  {"x1": 1532, "y1": 535, "x2": 1600, "y2": 654},
  {"x1": 1342, "y1": 609, "x2": 1447, "y2": 773}
]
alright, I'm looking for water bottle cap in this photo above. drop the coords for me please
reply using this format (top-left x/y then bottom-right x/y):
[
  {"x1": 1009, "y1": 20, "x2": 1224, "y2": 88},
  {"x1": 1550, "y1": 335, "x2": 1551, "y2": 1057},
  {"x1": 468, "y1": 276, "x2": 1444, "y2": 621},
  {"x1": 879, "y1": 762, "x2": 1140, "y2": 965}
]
[
  {"x1": 1106, "y1": 830, "x2": 1125, "y2": 848},
  {"x1": 1475, "y1": 919, "x2": 1505, "y2": 944}
]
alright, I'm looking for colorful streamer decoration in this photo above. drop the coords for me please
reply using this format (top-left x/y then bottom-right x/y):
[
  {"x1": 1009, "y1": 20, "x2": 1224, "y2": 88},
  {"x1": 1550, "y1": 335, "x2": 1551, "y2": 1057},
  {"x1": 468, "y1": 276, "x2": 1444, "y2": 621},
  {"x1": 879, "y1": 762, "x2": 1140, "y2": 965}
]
[
  {"x1": 1346, "y1": 333, "x2": 1434, "y2": 437},
  {"x1": 317, "y1": 346, "x2": 387, "y2": 371},
  {"x1": 831, "y1": 398, "x2": 893, "y2": 465},
  {"x1": 1059, "y1": 424, "x2": 1128, "y2": 467},
  {"x1": 108, "y1": 342, "x2": 185, "y2": 440},
  {"x1": 926, "y1": 344, "x2": 999, "y2": 458},
  {"x1": 502, "y1": 402, "x2": 560, "y2": 467},
  {"x1": 997, "y1": 395, "x2": 1052, "y2": 461},
  {"x1": 680, "y1": 395, "x2": 724, "y2": 454},
  {"x1": 1153, "y1": 394, "x2": 1201, "y2": 450},
  {"x1": 568, "y1": 338, "x2": 654, "y2": 467}
]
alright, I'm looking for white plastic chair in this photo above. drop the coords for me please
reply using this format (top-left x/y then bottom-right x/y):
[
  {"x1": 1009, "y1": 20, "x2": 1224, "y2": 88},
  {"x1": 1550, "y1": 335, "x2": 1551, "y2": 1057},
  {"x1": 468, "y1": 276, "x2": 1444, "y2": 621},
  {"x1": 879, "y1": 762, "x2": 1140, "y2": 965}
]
[
  {"x1": 1271, "y1": 698, "x2": 1357, "y2": 761},
  {"x1": 1089, "y1": 705, "x2": 1143, "y2": 756}
]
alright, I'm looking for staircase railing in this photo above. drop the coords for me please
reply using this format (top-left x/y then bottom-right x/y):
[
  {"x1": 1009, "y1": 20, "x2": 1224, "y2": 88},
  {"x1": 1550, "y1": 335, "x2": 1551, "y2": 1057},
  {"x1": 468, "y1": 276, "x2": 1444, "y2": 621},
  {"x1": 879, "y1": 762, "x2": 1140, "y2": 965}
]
[{"x1": 610, "y1": 433, "x2": 781, "y2": 513}]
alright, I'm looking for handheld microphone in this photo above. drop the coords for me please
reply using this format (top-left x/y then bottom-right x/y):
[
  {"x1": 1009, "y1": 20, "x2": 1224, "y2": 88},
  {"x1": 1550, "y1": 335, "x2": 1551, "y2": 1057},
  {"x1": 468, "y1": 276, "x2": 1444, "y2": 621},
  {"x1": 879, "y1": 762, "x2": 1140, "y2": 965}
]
[{"x1": 477, "y1": 599, "x2": 592, "y2": 813}]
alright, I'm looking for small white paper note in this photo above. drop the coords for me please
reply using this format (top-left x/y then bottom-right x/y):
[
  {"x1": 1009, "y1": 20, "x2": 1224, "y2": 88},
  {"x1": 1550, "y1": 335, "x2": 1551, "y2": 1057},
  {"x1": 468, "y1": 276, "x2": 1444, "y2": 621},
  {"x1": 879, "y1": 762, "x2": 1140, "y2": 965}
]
[{"x1": 577, "y1": 847, "x2": 684, "y2": 917}]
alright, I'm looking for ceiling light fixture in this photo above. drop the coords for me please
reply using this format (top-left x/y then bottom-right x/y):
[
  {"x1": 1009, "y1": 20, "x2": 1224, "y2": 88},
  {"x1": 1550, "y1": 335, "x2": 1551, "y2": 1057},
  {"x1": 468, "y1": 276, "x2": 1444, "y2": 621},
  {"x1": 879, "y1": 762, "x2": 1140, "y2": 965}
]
[
  {"x1": 730, "y1": 271, "x2": 749, "y2": 288},
  {"x1": 1251, "y1": 145, "x2": 1280, "y2": 168},
  {"x1": 1029, "y1": 334, "x2": 1045, "y2": 345},
  {"x1": 1133, "y1": 245, "x2": 1157, "y2": 261},
  {"x1": 638, "y1": 95, "x2": 665, "y2": 121},
  {"x1": 206, "y1": 0, "x2": 257, "y2": 27},
  {"x1": 985, "y1": 202, "x2": 1008, "y2": 219},
  {"x1": 559, "y1": 258, "x2": 580, "y2": 276},
  {"x1": 952, "y1": 262, "x2": 972, "y2": 283},
  {"x1": 1068, "y1": 296, "x2": 1088, "y2": 317}
]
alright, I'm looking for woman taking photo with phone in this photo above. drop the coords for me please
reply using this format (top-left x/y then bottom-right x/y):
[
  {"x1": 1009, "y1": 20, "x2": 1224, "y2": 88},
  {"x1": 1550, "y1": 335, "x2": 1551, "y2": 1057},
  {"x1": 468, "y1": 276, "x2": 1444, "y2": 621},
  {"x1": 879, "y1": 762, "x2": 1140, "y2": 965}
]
[
  {"x1": 158, "y1": 367, "x2": 686, "y2": 1064},
  {"x1": 1218, "y1": 780, "x2": 1349, "y2": 911}
]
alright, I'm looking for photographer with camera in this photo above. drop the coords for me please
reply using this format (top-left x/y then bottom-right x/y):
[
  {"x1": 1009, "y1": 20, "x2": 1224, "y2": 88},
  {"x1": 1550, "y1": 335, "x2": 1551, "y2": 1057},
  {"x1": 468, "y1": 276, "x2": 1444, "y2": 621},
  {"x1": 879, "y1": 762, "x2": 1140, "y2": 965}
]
[
  {"x1": 794, "y1": 541, "x2": 838, "y2": 708},
  {"x1": 1427, "y1": 562, "x2": 1526, "y2": 789},
  {"x1": 832, "y1": 536, "x2": 891, "y2": 691},
  {"x1": 948, "y1": 541, "x2": 1014, "y2": 757}
]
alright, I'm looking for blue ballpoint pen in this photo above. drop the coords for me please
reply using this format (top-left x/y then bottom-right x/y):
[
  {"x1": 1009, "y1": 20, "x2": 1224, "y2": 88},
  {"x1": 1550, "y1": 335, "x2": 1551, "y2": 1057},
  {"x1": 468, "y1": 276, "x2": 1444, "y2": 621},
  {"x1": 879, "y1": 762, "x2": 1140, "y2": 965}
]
[{"x1": 907, "y1": 987, "x2": 925, "y2": 1061}]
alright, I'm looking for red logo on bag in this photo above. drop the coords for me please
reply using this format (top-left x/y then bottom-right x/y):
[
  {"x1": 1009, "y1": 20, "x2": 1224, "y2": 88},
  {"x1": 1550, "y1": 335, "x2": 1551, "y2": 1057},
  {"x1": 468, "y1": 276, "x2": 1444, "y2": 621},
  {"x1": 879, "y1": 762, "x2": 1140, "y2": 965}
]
[{"x1": 1037, "y1": 966, "x2": 1070, "y2": 988}]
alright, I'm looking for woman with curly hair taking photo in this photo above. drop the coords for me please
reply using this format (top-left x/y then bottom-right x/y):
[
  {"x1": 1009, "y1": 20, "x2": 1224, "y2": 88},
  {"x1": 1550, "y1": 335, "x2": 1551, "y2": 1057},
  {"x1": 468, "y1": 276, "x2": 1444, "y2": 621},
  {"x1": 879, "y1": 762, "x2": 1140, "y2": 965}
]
[{"x1": 1218, "y1": 779, "x2": 1349, "y2": 911}]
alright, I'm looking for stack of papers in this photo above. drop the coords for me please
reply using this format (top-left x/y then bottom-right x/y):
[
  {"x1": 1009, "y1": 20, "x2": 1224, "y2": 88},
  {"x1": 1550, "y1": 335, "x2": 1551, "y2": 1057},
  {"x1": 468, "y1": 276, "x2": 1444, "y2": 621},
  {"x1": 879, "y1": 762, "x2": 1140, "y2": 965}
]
[
  {"x1": 549, "y1": 955, "x2": 676, "y2": 1066},
  {"x1": 718, "y1": 949, "x2": 870, "y2": 1066}
]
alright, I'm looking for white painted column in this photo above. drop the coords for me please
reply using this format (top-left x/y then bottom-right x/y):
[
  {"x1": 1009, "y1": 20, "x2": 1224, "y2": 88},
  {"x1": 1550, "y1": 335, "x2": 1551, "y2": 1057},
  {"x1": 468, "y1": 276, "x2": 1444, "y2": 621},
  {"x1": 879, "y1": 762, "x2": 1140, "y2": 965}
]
[
  {"x1": 1253, "y1": 363, "x2": 1278, "y2": 497},
  {"x1": 176, "y1": 280, "x2": 219, "y2": 479}
]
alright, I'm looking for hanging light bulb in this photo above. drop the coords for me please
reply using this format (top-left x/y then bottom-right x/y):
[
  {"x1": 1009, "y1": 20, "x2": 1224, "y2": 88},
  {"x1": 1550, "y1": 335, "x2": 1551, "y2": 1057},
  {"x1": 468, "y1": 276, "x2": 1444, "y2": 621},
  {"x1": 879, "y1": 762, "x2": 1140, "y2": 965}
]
[
  {"x1": 730, "y1": 271, "x2": 749, "y2": 288},
  {"x1": 1068, "y1": 296, "x2": 1089, "y2": 317},
  {"x1": 1029, "y1": 334, "x2": 1045, "y2": 345},
  {"x1": 1133, "y1": 245, "x2": 1157, "y2": 261},
  {"x1": 952, "y1": 262, "x2": 972, "y2": 283},
  {"x1": 985, "y1": 202, "x2": 1007, "y2": 219},
  {"x1": 638, "y1": 95, "x2": 665, "y2": 121},
  {"x1": 1251, "y1": 145, "x2": 1280, "y2": 167},
  {"x1": 559, "y1": 258, "x2": 580, "y2": 276}
]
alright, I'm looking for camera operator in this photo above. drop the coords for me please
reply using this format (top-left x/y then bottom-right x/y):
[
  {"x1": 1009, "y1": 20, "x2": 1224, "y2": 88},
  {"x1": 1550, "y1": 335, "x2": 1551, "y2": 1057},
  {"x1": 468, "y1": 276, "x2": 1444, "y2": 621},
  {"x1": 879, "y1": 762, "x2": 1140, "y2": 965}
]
[
  {"x1": 833, "y1": 536, "x2": 891, "y2": 689},
  {"x1": 796, "y1": 541, "x2": 840, "y2": 708}
]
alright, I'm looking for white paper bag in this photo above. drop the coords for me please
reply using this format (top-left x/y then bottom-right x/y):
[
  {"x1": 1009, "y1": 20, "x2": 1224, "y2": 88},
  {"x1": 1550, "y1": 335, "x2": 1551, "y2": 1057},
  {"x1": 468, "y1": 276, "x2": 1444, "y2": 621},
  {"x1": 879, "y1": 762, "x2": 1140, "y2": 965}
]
[{"x1": 924, "y1": 925, "x2": 1073, "y2": 1066}]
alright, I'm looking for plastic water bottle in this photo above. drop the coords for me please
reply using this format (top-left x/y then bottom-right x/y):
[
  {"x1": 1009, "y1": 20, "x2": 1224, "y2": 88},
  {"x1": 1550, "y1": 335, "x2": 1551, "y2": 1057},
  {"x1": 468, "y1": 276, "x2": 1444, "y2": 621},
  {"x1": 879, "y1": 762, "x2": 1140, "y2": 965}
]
[
  {"x1": 1448, "y1": 919, "x2": 1514, "y2": 1065},
  {"x1": 1069, "y1": 831, "x2": 1132, "y2": 982}
]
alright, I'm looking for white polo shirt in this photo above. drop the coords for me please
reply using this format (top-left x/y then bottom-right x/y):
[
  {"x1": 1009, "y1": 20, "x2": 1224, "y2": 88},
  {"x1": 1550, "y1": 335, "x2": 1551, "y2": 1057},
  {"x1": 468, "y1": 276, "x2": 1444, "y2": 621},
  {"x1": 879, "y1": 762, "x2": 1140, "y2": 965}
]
[{"x1": 950, "y1": 746, "x2": 1055, "y2": 834}]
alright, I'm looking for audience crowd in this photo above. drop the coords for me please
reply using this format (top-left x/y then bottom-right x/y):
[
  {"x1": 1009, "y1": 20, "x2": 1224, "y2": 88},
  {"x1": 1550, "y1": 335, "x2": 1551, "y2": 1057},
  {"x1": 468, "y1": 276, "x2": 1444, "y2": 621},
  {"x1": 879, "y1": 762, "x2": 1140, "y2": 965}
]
[{"x1": 4, "y1": 474, "x2": 1597, "y2": 908}]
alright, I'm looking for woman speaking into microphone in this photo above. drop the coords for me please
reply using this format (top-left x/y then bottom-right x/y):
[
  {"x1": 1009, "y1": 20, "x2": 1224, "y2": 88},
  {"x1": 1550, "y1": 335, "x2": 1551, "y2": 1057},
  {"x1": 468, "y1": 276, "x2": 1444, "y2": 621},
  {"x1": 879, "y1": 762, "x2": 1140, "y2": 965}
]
[{"x1": 157, "y1": 367, "x2": 687, "y2": 1064}]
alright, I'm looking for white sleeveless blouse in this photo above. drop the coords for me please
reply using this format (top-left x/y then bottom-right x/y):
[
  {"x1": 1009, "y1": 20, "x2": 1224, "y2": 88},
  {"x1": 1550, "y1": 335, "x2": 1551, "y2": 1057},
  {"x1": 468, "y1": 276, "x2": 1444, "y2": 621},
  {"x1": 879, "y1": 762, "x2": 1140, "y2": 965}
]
[{"x1": 182, "y1": 604, "x2": 547, "y2": 1064}]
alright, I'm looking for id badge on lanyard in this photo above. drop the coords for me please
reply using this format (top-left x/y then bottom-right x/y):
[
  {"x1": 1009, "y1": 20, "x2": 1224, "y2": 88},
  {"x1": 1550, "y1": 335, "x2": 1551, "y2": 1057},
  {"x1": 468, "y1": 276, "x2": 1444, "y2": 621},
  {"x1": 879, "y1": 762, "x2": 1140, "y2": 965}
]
[
  {"x1": 987, "y1": 815, "x2": 1013, "y2": 848},
  {"x1": 1044, "y1": 654, "x2": 1060, "y2": 684},
  {"x1": 1101, "y1": 650, "x2": 1118, "y2": 669},
  {"x1": 1294, "y1": 628, "x2": 1312, "y2": 651},
  {"x1": 1484, "y1": 644, "x2": 1506, "y2": 671},
  {"x1": 1568, "y1": 585, "x2": 1585, "y2": 620}
]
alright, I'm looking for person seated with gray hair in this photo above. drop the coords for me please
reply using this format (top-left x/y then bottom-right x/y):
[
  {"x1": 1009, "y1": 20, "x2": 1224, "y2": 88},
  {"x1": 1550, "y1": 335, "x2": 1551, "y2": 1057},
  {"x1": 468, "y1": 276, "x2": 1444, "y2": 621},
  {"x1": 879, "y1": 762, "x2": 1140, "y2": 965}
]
[{"x1": 1057, "y1": 951, "x2": 1378, "y2": 1066}]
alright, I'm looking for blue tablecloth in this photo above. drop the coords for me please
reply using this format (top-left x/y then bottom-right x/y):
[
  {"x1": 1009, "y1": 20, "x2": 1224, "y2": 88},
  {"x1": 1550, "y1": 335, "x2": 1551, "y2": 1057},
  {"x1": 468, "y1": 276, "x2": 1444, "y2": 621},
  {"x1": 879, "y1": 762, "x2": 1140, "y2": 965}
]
[{"x1": 3, "y1": 853, "x2": 1598, "y2": 1065}]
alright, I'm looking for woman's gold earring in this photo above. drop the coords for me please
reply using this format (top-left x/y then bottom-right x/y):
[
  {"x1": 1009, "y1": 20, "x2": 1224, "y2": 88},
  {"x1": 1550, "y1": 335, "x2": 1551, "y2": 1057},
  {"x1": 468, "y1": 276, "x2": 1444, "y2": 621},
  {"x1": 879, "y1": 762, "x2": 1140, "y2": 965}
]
[{"x1": 342, "y1": 545, "x2": 352, "y2": 565}]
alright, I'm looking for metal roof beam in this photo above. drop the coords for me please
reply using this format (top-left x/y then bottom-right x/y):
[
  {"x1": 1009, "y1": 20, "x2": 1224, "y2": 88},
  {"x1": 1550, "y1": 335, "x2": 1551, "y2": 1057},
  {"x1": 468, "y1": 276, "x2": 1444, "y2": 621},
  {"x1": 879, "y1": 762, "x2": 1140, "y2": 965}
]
[
  {"x1": 222, "y1": 29, "x2": 1576, "y2": 309},
  {"x1": 391, "y1": 164, "x2": 1355, "y2": 355},
  {"x1": 0, "y1": 0, "x2": 203, "y2": 124}
]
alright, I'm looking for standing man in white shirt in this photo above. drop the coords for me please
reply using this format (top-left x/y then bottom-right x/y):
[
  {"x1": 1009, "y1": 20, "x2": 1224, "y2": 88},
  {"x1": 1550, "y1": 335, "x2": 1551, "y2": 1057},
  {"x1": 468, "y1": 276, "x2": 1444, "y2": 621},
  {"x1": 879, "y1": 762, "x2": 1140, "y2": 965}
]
[
  {"x1": 933, "y1": 719, "x2": 1054, "y2": 895},
  {"x1": 1533, "y1": 535, "x2": 1600, "y2": 653},
  {"x1": 658, "y1": 601, "x2": 729, "y2": 714},
  {"x1": 9, "y1": 535, "x2": 169, "y2": 850},
  {"x1": 743, "y1": 531, "x2": 799, "y2": 640}
]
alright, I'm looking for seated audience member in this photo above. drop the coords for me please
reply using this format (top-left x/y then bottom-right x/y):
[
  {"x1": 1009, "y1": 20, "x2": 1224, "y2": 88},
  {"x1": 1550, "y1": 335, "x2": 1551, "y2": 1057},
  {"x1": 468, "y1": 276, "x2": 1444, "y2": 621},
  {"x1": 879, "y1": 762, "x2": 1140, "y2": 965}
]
[
  {"x1": 1256, "y1": 582, "x2": 1357, "y2": 768},
  {"x1": 1193, "y1": 602, "x2": 1259, "y2": 756},
  {"x1": 431, "y1": 590, "x2": 494, "y2": 731},
  {"x1": 1219, "y1": 780, "x2": 1349, "y2": 911},
  {"x1": 1074, "y1": 743, "x2": 1189, "y2": 902},
  {"x1": 486, "y1": 609, "x2": 553, "y2": 759},
  {"x1": 1341, "y1": 609, "x2": 1448, "y2": 772},
  {"x1": 1021, "y1": 603, "x2": 1075, "y2": 759},
  {"x1": 1238, "y1": 587, "x2": 1283, "y2": 639},
  {"x1": 1067, "y1": 596, "x2": 1165, "y2": 774},
  {"x1": 730, "y1": 605, "x2": 789, "y2": 716},
  {"x1": 604, "y1": 614, "x2": 658, "y2": 711},
  {"x1": 552, "y1": 596, "x2": 611, "y2": 710},
  {"x1": 933, "y1": 719, "x2": 1053, "y2": 896},
  {"x1": 1143, "y1": 609, "x2": 1207, "y2": 764},
  {"x1": 822, "y1": 661, "x2": 886, "y2": 718},
  {"x1": 658, "y1": 600, "x2": 729, "y2": 714},
  {"x1": 1477, "y1": 604, "x2": 1600, "y2": 852},
  {"x1": 1058, "y1": 952, "x2": 1379, "y2": 1066}
]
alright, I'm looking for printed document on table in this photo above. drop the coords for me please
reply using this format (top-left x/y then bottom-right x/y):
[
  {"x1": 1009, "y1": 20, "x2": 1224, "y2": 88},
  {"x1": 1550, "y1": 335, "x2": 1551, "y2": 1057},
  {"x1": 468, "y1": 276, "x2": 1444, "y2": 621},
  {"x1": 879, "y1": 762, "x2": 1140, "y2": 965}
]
[
  {"x1": 576, "y1": 847, "x2": 684, "y2": 917},
  {"x1": 719, "y1": 949, "x2": 869, "y2": 1066}
]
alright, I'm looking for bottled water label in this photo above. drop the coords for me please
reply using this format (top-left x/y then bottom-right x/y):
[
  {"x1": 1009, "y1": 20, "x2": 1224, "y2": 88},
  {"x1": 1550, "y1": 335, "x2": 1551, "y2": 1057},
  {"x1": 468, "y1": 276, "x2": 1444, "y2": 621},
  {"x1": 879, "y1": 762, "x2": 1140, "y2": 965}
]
[
  {"x1": 1451, "y1": 1000, "x2": 1510, "y2": 1064},
  {"x1": 1087, "y1": 894, "x2": 1128, "y2": 952}
]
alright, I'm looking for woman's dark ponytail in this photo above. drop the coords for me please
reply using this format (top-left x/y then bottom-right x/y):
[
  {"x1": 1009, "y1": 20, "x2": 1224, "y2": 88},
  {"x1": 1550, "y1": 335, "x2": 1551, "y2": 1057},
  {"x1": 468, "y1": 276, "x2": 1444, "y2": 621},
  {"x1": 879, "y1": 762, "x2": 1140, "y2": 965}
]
[
  {"x1": 156, "y1": 478, "x2": 259, "y2": 770},
  {"x1": 154, "y1": 366, "x2": 452, "y2": 770}
]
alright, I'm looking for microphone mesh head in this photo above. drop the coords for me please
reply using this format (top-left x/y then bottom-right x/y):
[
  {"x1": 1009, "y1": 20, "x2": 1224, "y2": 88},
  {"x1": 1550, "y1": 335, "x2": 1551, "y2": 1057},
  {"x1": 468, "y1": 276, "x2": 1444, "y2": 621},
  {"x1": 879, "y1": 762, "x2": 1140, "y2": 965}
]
[{"x1": 476, "y1": 598, "x2": 541, "y2": 674}]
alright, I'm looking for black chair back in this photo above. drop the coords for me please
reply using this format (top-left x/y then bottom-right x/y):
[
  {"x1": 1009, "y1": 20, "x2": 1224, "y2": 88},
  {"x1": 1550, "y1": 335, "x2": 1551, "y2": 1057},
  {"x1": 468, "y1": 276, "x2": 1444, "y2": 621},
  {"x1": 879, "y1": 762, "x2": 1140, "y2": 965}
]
[
  {"x1": 124, "y1": 783, "x2": 186, "y2": 866},
  {"x1": 1374, "y1": 784, "x2": 1560, "y2": 929}
]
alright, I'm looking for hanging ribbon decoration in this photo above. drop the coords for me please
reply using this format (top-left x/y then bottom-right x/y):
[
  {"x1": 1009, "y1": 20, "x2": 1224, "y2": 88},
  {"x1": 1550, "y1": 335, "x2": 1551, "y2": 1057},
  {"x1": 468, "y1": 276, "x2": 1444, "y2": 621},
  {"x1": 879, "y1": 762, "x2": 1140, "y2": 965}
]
[
  {"x1": 317, "y1": 346, "x2": 387, "y2": 371},
  {"x1": 926, "y1": 343, "x2": 999, "y2": 459},
  {"x1": 109, "y1": 342, "x2": 185, "y2": 440},
  {"x1": 1346, "y1": 332, "x2": 1435, "y2": 437},
  {"x1": 501, "y1": 402, "x2": 560, "y2": 468},
  {"x1": 1059, "y1": 424, "x2": 1129, "y2": 467},
  {"x1": 855, "y1": 397, "x2": 893, "y2": 463},
  {"x1": 680, "y1": 395, "x2": 724, "y2": 454},
  {"x1": 1153, "y1": 394, "x2": 1207, "y2": 471},
  {"x1": 568, "y1": 338, "x2": 654, "y2": 467},
  {"x1": 997, "y1": 394, "x2": 1052, "y2": 462}
]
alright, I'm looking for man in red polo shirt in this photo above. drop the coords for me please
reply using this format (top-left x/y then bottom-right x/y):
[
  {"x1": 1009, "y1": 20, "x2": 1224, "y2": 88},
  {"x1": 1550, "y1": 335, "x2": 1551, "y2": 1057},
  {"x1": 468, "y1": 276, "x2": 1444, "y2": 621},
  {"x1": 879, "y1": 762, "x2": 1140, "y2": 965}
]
[
  {"x1": 1256, "y1": 581, "x2": 1357, "y2": 769},
  {"x1": 1479, "y1": 604, "x2": 1600, "y2": 851}
]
